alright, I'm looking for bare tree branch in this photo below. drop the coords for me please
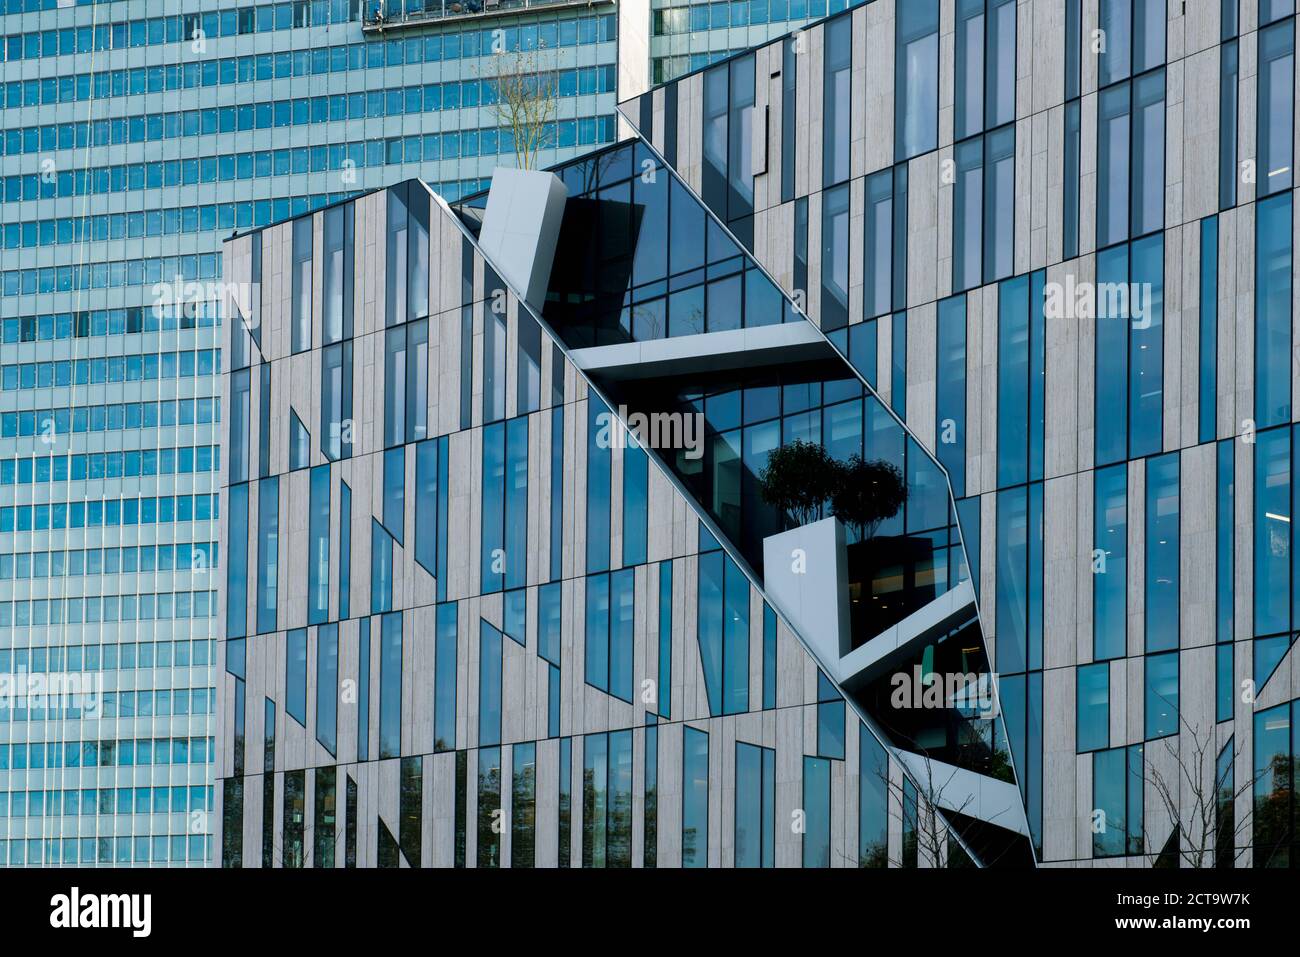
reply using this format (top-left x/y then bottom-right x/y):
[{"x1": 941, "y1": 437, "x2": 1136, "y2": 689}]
[
  {"x1": 1142, "y1": 698, "x2": 1262, "y2": 868},
  {"x1": 488, "y1": 45, "x2": 558, "y2": 171}
]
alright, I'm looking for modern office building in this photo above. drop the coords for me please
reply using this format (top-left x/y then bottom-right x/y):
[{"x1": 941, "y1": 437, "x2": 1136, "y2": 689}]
[
  {"x1": 0, "y1": 0, "x2": 850, "y2": 872},
  {"x1": 619, "y1": 0, "x2": 1299, "y2": 867},
  {"x1": 219, "y1": 0, "x2": 1300, "y2": 869},
  {"x1": 0, "y1": 0, "x2": 630, "y2": 867},
  {"x1": 213, "y1": 7, "x2": 1034, "y2": 867}
]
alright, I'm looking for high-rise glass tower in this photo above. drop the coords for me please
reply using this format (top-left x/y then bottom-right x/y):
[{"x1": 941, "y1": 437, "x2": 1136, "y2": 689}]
[{"x1": 0, "y1": 0, "x2": 623, "y2": 867}]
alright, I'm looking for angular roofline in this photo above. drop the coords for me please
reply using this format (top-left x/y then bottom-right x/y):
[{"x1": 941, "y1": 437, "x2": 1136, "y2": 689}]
[
  {"x1": 614, "y1": 0, "x2": 869, "y2": 116},
  {"x1": 427, "y1": 168, "x2": 1037, "y2": 863}
]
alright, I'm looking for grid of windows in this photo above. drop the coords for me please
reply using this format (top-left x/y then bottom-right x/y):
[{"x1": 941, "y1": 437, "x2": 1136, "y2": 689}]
[{"x1": 2, "y1": 0, "x2": 625, "y2": 868}]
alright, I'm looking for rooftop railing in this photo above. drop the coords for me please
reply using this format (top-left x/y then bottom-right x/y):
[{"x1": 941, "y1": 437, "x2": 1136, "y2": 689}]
[{"x1": 362, "y1": 0, "x2": 614, "y2": 32}]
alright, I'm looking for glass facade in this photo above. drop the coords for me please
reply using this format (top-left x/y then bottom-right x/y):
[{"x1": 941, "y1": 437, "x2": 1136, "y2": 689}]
[
  {"x1": 10, "y1": 0, "x2": 1274, "y2": 873},
  {"x1": 618, "y1": 0, "x2": 1297, "y2": 869},
  {"x1": 0, "y1": 0, "x2": 619, "y2": 867}
]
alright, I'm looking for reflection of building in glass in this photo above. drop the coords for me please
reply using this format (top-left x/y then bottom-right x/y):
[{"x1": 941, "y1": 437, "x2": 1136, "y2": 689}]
[
  {"x1": 620, "y1": 0, "x2": 1300, "y2": 870},
  {"x1": 0, "y1": 0, "x2": 624, "y2": 869}
]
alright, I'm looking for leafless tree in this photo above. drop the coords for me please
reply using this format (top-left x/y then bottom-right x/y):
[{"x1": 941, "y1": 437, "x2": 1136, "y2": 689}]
[
  {"x1": 875, "y1": 754, "x2": 975, "y2": 868},
  {"x1": 1142, "y1": 704, "x2": 1261, "y2": 868},
  {"x1": 489, "y1": 46, "x2": 558, "y2": 171}
]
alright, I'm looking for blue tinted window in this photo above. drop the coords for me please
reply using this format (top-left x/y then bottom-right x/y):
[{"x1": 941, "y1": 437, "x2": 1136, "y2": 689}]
[
  {"x1": 1094, "y1": 465, "x2": 1128, "y2": 660},
  {"x1": 1220, "y1": 41, "x2": 1239, "y2": 209},
  {"x1": 414, "y1": 439, "x2": 438, "y2": 576},
  {"x1": 384, "y1": 327, "x2": 406, "y2": 447},
  {"x1": 623, "y1": 440, "x2": 648, "y2": 567},
  {"x1": 701, "y1": 64, "x2": 728, "y2": 218},
  {"x1": 582, "y1": 732, "x2": 608, "y2": 868},
  {"x1": 226, "y1": 484, "x2": 249, "y2": 639},
  {"x1": 859, "y1": 724, "x2": 888, "y2": 867},
  {"x1": 1256, "y1": 194, "x2": 1293, "y2": 428},
  {"x1": 538, "y1": 582, "x2": 562, "y2": 667},
  {"x1": 987, "y1": 0, "x2": 1017, "y2": 127},
  {"x1": 231, "y1": 368, "x2": 250, "y2": 482},
  {"x1": 1092, "y1": 744, "x2": 1144, "y2": 857},
  {"x1": 1065, "y1": 100, "x2": 1081, "y2": 257},
  {"x1": 505, "y1": 417, "x2": 528, "y2": 590},
  {"x1": 587, "y1": 399, "x2": 612, "y2": 572},
  {"x1": 995, "y1": 484, "x2": 1041, "y2": 673},
  {"x1": 734, "y1": 741, "x2": 774, "y2": 868},
  {"x1": 954, "y1": 0, "x2": 985, "y2": 139},
  {"x1": 285, "y1": 628, "x2": 306, "y2": 727},
  {"x1": 644, "y1": 721, "x2": 659, "y2": 866},
  {"x1": 1097, "y1": 83, "x2": 1130, "y2": 248},
  {"x1": 339, "y1": 481, "x2": 351, "y2": 620},
  {"x1": 997, "y1": 276, "x2": 1029, "y2": 487},
  {"x1": 289, "y1": 409, "x2": 310, "y2": 470},
  {"x1": 1255, "y1": 634, "x2": 1290, "y2": 688},
  {"x1": 781, "y1": 37, "x2": 797, "y2": 203},
  {"x1": 1258, "y1": 21, "x2": 1295, "y2": 197},
  {"x1": 863, "y1": 172, "x2": 893, "y2": 319},
  {"x1": 1098, "y1": 0, "x2": 1132, "y2": 85},
  {"x1": 255, "y1": 478, "x2": 278, "y2": 634},
  {"x1": 727, "y1": 55, "x2": 756, "y2": 230},
  {"x1": 434, "y1": 603, "x2": 457, "y2": 751},
  {"x1": 322, "y1": 203, "x2": 352, "y2": 343},
  {"x1": 550, "y1": 407, "x2": 565, "y2": 582},
  {"x1": 723, "y1": 556, "x2": 749, "y2": 716},
  {"x1": 504, "y1": 589, "x2": 526, "y2": 647},
  {"x1": 1129, "y1": 234, "x2": 1164, "y2": 458},
  {"x1": 1077, "y1": 663, "x2": 1110, "y2": 752},
  {"x1": 1145, "y1": 651, "x2": 1178, "y2": 739},
  {"x1": 697, "y1": 550, "x2": 750, "y2": 715},
  {"x1": 558, "y1": 737, "x2": 572, "y2": 866},
  {"x1": 370, "y1": 520, "x2": 393, "y2": 615},
  {"x1": 901, "y1": 776, "x2": 918, "y2": 867},
  {"x1": 823, "y1": 17, "x2": 851, "y2": 186},
  {"x1": 307, "y1": 465, "x2": 330, "y2": 625},
  {"x1": 316, "y1": 624, "x2": 338, "y2": 756},
  {"x1": 581, "y1": 569, "x2": 633, "y2": 704},
  {"x1": 1199, "y1": 217, "x2": 1219, "y2": 444},
  {"x1": 579, "y1": 730, "x2": 633, "y2": 868},
  {"x1": 291, "y1": 216, "x2": 312, "y2": 353},
  {"x1": 485, "y1": 295, "x2": 506, "y2": 423},
  {"x1": 1094, "y1": 243, "x2": 1128, "y2": 465},
  {"x1": 658, "y1": 564, "x2": 673, "y2": 718},
  {"x1": 1131, "y1": 70, "x2": 1165, "y2": 238},
  {"x1": 1145, "y1": 453, "x2": 1180, "y2": 652},
  {"x1": 821, "y1": 184, "x2": 850, "y2": 331},
  {"x1": 983, "y1": 125, "x2": 1015, "y2": 282},
  {"x1": 481, "y1": 422, "x2": 505, "y2": 593},
  {"x1": 802, "y1": 756, "x2": 831, "y2": 867},
  {"x1": 379, "y1": 612, "x2": 402, "y2": 759},
  {"x1": 322, "y1": 344, "x2": 352, "y2": 462},
  {"x1": 681, "y1": 726, "x2": 709, "y2": 867},
  {"x1": 477, "y1": 746, "x2": 501, "y2": 868},
  {"x1": 1252, "y1": 702, "x2": 1291, "y2": 866},
  {"x1": 1254, "y1": 426, "x2": 1290, "y2": 636},
  {"x1": 1261, "y1": 0, "x2": 1296, "y2": 25},
  {"x1": 584, "y1": 572, "x2": 610, "y2": 697},
  {"x1": 936, "y1": 295, "x2": 967, "y2": 497},
  {"x1": 895, "y1": 0, "x2": 939, "y2": 160}
]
